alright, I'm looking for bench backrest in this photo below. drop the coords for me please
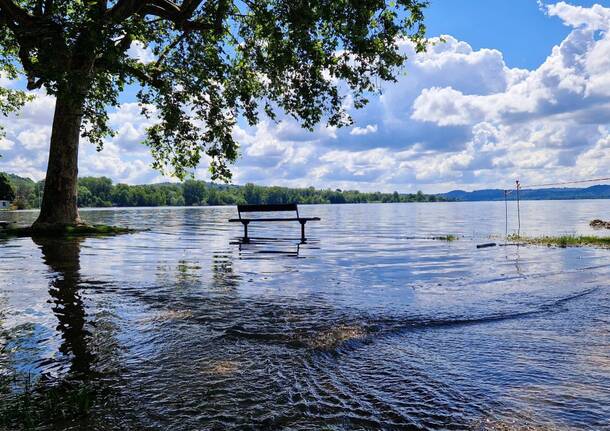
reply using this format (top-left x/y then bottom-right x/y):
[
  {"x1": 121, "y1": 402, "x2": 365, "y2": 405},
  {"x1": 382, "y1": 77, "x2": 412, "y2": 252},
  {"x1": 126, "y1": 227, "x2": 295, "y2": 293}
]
[{"x1": 237, "y1": 203, "x2": 299, "y2": 218}]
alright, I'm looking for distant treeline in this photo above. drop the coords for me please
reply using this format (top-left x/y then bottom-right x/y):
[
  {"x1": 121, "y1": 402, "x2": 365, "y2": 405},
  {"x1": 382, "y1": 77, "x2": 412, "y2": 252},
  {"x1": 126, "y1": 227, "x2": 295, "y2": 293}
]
[{"x1": 4, "y1": 173, "x2": 446, "y2": 209}]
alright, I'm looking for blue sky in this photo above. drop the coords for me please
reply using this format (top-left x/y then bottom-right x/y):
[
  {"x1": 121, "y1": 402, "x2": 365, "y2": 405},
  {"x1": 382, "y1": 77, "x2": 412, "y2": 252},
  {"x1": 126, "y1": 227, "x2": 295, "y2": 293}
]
[
  {"x1": 2, "y1": 1, "x2": 610, "y2": 193},
  {"x1": 426, "y1": 0, "x2": 604, "y2": 69}
]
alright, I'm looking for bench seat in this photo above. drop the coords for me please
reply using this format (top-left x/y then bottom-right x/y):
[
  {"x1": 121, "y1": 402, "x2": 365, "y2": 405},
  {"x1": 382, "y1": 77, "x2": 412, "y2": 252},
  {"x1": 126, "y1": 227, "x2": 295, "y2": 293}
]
[
  {"x1": 229, "y1": 217, "x2": 320, "y2": 222},
  {"x1": 228, "y1": 204, "x2": 320, "y2": 242}
]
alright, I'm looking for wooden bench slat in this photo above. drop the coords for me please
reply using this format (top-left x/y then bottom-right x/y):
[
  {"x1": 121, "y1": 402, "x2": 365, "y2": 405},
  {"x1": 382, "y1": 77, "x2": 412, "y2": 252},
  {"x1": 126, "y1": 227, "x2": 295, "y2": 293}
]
[
  {"x1": 229, "y1": 217, "x2": 320, "y2": 222},
  {"x1": 238, "y1": 204, "x2": 297, "y2": 213}
]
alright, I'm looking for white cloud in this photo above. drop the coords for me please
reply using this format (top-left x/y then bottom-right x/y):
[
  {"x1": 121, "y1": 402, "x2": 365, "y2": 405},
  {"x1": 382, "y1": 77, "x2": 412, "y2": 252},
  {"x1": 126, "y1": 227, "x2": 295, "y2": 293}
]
[
  {"x1": 18, "y1": 128, "x2": 51, "y2": 150},
  {"x1": 0, "y1": 138, "x2": 14, "y2": 151},
  {"x1": 127, "y1": 41, "x2": 156, "y2": 64},
  {"x1": 545, "y1": 1, "x2": 610, "y2": 30},
  {"x1": 350, "y1": 124, "x2": 378, "y2": 136}
]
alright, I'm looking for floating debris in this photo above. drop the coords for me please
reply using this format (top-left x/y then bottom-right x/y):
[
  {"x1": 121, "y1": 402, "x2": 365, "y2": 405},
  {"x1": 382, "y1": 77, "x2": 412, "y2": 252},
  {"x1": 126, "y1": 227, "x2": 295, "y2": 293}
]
[{"x1": 590, "y1": 219, "x2": 610, "y2": 229}]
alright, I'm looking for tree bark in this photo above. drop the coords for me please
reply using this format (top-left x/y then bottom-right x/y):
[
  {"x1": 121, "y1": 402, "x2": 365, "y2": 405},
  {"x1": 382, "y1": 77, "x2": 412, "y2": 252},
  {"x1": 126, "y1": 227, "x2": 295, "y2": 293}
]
[{"x1": 33, "y1": 88, "x2": 85, "y2": 228}]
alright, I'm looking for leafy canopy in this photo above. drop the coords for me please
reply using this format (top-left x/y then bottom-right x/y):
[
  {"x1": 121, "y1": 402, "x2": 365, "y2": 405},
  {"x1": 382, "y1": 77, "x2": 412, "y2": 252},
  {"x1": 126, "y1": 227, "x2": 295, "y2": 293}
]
[{"x1": 0, "y1": 0, "x2": 428, "y2": 180}]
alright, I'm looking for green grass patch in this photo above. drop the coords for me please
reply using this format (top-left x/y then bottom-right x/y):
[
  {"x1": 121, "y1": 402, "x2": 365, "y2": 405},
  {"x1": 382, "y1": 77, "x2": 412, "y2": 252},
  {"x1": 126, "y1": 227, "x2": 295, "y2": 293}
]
[
  {"x1": 507, "y1": 234, "x2": 610, "y2": 248},
  {"x1": 432, "y1": 234, "x2": 459, "y2": 241},
  {"x1": 0, "y1": 223, "x2": 140, "y2": 239}
]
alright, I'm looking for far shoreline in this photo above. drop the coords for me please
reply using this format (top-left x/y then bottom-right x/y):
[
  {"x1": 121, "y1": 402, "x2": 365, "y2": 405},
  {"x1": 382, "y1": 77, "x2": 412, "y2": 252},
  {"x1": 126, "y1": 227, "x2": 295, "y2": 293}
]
[{"x1": 4, "y1": 198, "x2": 610, "y2": 214}]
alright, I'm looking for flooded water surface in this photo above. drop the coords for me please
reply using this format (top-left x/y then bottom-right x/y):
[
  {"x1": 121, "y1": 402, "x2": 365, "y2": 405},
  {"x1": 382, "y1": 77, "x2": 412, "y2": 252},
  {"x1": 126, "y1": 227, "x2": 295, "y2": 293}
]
[{"x1": 1, "y1": 201, "x2": 609, "y2": 430}]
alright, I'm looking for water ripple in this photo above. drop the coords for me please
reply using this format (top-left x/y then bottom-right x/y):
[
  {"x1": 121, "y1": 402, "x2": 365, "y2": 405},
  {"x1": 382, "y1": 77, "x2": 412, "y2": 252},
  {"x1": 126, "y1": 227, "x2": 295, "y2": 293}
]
[{"x1": 1, "y1": 202, "x2": 609, "y2": 429}]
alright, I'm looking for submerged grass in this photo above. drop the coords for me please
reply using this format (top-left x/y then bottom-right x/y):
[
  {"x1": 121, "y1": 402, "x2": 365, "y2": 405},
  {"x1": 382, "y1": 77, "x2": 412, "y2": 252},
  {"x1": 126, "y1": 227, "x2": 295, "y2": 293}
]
[
  {"x1": 507, "y1": 234, "x2": 610, "y2": 248},
  {"x1": 404, "y1": 234, "x2": 460, "y2": 241},
  {"x1": 0, "y1": 223, "x2": 139, "y2": 239},
  {"x1": 433, "y1": 234, "x2": 459, "y2": 241},
  {"x1": 0, "y1": 375, "x2": 97, "y2": 430}
]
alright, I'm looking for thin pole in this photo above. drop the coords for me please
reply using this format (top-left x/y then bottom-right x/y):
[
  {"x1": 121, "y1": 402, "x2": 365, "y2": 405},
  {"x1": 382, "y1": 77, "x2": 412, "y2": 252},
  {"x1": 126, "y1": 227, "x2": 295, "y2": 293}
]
[
  {"x1": 504, "y1": 190, "x2": 508, "y2": 237},
  {"x1": 516, "y1": 180, "x2": 521, "y2": 237}
]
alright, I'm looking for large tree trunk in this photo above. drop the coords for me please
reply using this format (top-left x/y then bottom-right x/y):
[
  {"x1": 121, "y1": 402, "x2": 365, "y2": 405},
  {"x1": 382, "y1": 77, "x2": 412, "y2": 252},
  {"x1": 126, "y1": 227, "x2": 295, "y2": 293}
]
[{"x1": 33, "y1": 88, "x2": 85, "y2": 228}]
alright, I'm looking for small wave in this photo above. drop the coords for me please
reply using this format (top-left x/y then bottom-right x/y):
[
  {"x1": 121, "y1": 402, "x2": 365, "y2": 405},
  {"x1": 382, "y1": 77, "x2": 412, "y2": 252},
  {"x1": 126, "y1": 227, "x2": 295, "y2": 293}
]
[
  {"x1": 221, "y1": 287, "x2": 599, "y2": 352},
  {"x1": 138, "y1": 309, "x2": 193, "y2": 323},
  {"x1": 223, "y1": 323, "x2": 370, "y2": 350}
]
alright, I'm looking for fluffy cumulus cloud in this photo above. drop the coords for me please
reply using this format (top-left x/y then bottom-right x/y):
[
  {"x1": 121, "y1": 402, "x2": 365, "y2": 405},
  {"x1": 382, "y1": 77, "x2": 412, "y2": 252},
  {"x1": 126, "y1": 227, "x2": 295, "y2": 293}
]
[
  {"x1": 350, "y1": 124, "x2": 378, "y2": 136},
  {"x1": 2, "y1": 1, "x2": 610, "y2": 192}
]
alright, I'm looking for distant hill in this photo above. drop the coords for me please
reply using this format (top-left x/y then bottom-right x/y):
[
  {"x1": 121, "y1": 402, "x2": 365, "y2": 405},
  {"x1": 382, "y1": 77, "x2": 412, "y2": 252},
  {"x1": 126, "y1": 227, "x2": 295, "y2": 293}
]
[
  {"x1": 440, "y1": 185, "x2": 610, "y2": 201},
  {"x1": 6, "y1": 172, "x2": 36, "y2": 188}
]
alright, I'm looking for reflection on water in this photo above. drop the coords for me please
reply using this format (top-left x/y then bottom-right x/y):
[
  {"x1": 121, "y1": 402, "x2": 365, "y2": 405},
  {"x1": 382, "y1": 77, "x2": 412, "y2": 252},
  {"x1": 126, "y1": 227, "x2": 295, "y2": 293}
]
[
  {"x1": 34, "y1": 237, "x2": 95, "y2": 377},
  {"x1": 1, "y1": 201, "x2": 609, "y2": 429}
]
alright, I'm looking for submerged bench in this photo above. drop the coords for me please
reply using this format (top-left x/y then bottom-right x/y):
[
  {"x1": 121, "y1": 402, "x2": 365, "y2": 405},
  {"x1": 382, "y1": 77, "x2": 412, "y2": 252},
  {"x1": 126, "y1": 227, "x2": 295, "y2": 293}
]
[{"x1": 229, "y1": 204, "x2": 320, "y2": 242}]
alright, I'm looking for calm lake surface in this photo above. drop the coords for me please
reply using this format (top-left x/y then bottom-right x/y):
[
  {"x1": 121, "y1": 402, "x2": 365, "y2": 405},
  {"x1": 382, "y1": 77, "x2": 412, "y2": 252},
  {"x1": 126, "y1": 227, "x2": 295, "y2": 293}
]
[{"x1": 1, "y1": 201, "x2": 609, "y2": 430}]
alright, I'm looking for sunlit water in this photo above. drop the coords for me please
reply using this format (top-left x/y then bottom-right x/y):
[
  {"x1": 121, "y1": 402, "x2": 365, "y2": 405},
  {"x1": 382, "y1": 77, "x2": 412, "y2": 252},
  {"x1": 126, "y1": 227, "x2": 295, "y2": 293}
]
[{"x1": 1, "y1": 201, "x2": 609, "y2": 430}]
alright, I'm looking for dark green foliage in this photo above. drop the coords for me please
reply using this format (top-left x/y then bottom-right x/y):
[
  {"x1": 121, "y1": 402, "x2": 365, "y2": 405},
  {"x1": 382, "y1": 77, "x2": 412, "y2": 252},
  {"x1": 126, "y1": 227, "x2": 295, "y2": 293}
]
[
  {"x1": 3, "y1": 172, "x2": 445, "y2": 209},
  {"x1": 3, "y1": 173, "x2": 40, "y2": 208},
  {"x1": 0, "y1": 172, "x2": 15, "y2": 201},
  {"x1": 0, "y1": 0, "x2": 428, "y2": 180},
  {"x1": 79, "y1": 176, "x2": 113, "y2": 203},
  {"x1": 184, "y1": 179, "x2": 208, "y2": 205}
]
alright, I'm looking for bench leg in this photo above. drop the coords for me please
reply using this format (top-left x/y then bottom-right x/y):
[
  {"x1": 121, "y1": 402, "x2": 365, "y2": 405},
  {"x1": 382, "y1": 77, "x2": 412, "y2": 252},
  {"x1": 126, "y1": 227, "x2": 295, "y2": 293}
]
[
  {"x1": 243, "y1": 221, "x2": 250, "y2": 242},
  {"x1": 299, "y1": 221, "x2": 306, "y2": 243}
]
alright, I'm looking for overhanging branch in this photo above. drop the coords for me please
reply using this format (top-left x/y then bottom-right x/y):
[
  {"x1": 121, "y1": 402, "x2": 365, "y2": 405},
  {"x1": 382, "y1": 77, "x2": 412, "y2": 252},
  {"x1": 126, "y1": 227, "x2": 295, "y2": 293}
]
[
  {"x1": 95, "y1": 53, "x2": 166, "y2": 90},
  {"x1": 0, "y1": 0, "x2": 35, "y2": 25},
  {"x1": 108, "y1": 0, "x2": 208, "y2": 30},
  {"x1": 106, "y1": 0, "x2": 142, "y2": 21}
]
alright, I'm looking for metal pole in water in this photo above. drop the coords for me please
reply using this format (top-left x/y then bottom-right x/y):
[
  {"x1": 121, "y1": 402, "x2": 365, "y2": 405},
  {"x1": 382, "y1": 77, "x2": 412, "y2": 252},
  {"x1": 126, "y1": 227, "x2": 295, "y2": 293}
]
[
  {"x1": 504, "y1": 190, "x2": 508, "y2": 238},
  {"x1": 516, "y1": 180, "x2": 521, "y2": 237}
]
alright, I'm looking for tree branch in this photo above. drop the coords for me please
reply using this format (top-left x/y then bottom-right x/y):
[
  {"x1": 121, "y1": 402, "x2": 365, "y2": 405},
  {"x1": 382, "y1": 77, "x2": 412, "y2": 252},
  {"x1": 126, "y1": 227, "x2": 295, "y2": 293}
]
[
  {"x1": 43, "y1": 0, "x2": 53, "y2": 16},
  {"x1": 154, "y1": 32, "x2": 188, "y2": 67},
  {"x1": 33, "y1": 0, "x2": 43, "y2": 16},
  {"x1": 0, "y1": 0, "x2": 34, "y2": 25},
  {"x1": 106, "y1": 0, "x2": 142, "y2": 21},
  {"x1": 95, "y1": 50, "x2": 165, "y2": 89},
  {"x1": 125, "y1": 64, "x2": 165, "y2": 89},
  {"x1": 149, "y1": 0, "x2": 181, "y2": 14},
  {"x1": 117, "y1": 33, "x2": 133, "y2": 52},
  {"x1": 16, "y1": 44, "x2": 46, "y2": 89},
  {"x1": 107, "y1": 0, "x2": 207, "y2": 29},
  {"x1": 180, "y1": 0, "x2": 205, "y2": 17},
  {"x1": 139, "y1": 2, "x2": 214, "y2": 31}
]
